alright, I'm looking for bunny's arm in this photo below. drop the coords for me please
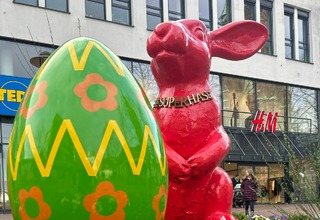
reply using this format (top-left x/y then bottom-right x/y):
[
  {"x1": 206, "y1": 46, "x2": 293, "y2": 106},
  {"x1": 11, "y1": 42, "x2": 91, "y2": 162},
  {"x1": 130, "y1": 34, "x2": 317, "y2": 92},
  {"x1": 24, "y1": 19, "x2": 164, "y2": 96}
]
[
  {"x1": 165, "y1": 144, "x2": 191, "y2": 183},
  {"x1": 187, "y1": 126, "x2": 230, "y2": 178}
]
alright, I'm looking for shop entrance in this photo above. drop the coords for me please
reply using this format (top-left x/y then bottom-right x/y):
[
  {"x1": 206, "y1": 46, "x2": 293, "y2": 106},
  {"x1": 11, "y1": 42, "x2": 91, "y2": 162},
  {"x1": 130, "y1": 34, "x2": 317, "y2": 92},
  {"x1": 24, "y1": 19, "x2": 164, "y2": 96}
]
[{"x1": 225, "y1": 162, "x2": 285, "y2": 204}]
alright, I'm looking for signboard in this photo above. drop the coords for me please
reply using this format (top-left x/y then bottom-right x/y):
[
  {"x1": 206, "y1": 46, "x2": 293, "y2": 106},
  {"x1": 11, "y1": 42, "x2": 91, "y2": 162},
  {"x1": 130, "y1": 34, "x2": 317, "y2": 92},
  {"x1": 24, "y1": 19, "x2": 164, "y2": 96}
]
[
  {"x1": 0, "y1": 75, "x2": 31, "y2": 116},
  {"x1": 251, "y1": 110, "x2": 278, "y2": 133}
]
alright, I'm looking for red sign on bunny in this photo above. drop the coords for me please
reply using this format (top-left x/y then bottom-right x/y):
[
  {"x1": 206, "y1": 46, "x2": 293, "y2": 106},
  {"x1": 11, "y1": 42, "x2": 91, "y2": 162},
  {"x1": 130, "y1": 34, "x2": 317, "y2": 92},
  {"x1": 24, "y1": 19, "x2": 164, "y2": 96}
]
[{"x1": 147, "y1": 19, "x2": 268, "y2": 220}]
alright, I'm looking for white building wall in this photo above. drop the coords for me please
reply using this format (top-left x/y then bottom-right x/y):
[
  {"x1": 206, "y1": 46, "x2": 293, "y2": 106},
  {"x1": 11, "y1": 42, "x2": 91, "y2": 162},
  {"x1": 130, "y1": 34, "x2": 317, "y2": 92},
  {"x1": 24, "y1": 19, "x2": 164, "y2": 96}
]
[{"x1": 0, "y1": 0, "x2": 319, "y2": 88}]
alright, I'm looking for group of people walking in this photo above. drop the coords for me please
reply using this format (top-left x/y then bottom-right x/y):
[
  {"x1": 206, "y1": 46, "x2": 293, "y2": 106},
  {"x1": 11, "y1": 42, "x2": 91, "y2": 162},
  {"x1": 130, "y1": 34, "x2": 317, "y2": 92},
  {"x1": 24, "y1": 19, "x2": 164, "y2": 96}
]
[{"x1": 231, "y1": 169, "x2": 258, "y2": 217}]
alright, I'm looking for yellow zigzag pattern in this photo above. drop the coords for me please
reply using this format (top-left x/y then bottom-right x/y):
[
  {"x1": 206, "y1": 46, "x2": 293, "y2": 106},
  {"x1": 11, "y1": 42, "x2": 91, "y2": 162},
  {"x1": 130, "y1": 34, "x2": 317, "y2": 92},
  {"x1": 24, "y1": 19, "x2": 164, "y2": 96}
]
[{"x1": 9, "y1": 119, "x2": 166, "y2": 181}]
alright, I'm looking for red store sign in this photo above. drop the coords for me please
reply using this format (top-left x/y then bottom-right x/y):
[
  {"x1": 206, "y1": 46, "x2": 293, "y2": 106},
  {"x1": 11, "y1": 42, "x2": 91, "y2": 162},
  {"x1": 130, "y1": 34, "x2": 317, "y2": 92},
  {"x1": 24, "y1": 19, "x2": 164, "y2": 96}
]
[{"x1": 251, "y1": 110, "x2": 278, "y2": 134}]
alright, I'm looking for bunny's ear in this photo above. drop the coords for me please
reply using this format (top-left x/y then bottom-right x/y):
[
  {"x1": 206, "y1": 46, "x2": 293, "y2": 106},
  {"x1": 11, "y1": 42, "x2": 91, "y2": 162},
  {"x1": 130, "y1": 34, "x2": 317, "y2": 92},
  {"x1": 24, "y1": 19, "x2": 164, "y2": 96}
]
[{"x1": 209, "y1": 20, "x2": 268, "y2": 60}]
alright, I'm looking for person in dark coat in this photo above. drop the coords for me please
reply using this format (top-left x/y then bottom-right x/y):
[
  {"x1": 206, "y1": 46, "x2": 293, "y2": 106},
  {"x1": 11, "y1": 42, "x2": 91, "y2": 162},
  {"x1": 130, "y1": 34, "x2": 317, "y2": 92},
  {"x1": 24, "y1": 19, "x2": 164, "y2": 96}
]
[
  {"x1": 241, "y1": 169, "x2": 258, "y2": 216},
  {"x1": 232, "y1": 174, "x2": 241, "y2": 188}
]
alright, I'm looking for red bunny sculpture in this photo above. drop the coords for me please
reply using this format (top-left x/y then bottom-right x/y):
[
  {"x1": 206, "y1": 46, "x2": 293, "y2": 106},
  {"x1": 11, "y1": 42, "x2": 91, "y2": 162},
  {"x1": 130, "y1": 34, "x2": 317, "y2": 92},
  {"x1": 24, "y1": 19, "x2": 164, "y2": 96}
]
[{"x1": 146, "y1": 19, "x2": 268, "y2": 220}]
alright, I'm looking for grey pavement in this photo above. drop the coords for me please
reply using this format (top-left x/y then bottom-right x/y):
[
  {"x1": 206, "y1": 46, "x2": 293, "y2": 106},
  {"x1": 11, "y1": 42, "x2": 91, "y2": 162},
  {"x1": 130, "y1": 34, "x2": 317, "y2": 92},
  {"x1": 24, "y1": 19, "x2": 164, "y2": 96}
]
[{"x1": 0, "y1": 204, "x2": 317, "y2": 219}]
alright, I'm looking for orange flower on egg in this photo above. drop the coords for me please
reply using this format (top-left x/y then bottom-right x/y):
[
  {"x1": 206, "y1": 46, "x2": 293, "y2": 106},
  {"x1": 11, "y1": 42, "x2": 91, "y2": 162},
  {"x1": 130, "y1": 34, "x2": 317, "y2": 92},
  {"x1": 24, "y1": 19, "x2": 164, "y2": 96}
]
[
  {"x1": 18, "y1": 186, "x2": 51, "y2": 220},
  {"x1": 19, "y1": 81, "x2": 48, "y2": 119},
  {"x1": 83, "y1": 181, "x2": 128, "y2": 220},
  {"x1": 152, "y1": 184, "x2": 167, "y2": 220},
  {"x1": 74, "y1": 73, "x2": 118, "y2": 112}
]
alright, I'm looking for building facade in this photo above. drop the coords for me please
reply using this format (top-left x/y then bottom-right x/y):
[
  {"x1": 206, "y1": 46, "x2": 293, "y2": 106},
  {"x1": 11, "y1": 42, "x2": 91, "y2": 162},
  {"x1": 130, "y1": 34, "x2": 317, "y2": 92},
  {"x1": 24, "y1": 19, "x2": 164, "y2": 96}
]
[{"x1": 0, "y1": 0, "x2": 319, "y2": 210}]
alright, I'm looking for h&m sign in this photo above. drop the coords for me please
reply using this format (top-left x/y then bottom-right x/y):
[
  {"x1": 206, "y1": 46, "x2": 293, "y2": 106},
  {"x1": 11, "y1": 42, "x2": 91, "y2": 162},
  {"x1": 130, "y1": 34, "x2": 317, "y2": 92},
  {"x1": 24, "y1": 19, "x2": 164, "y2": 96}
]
[{"x1": 251, "y1": 110, "x2": 278, "y2": 134}]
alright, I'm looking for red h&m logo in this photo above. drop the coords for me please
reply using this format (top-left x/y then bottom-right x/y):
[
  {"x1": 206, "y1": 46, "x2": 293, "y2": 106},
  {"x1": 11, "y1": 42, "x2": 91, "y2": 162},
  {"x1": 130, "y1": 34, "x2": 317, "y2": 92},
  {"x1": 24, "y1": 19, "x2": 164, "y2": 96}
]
[{"x1": 251, "y1": 110, "x2": 278, "y2": 133}]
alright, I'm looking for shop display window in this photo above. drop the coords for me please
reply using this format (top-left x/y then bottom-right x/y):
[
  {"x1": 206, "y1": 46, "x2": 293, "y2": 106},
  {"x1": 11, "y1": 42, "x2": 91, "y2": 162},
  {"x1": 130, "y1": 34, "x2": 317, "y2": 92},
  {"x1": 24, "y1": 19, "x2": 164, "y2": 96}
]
[
  {"x1": 287, "y1": 86, "x2": 317, "y2": 133},
  {"x1": 222, "y1": 76, "x2": 255, "y2": 128}
]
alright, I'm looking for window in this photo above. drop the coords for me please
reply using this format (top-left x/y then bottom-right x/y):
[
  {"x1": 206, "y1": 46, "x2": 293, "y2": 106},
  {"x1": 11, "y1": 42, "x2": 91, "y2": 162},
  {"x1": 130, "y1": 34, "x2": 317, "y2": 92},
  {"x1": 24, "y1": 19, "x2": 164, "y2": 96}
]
[
  {"x1": 298, "y1": 10, "x2": 309, "y2": 62},
  {"x1": 0, "y1": 39, "x2": 55, "y2": 78},
  {"x1": 209, "y1": 74, "x2": 221, "y2": 107},
  {"x1": 260, "y1": 0, "x2": 273, "y2": 55},
  {"x1": 244, "y1": 0, "x2": 256, "y2": 21},
  {"x1": 217, "y1": 0, "x2": 232, "y2": 28},
  {"x1": 287, "y1": 87, "x2": 317, "y2": 133},
  {"x1": 222, "y1": 76, "x2": 255, "y2": 128},
  {"x1": 122, "y1": 59, "x2": 158, "y2": 105},
  {"x1": 284, "y1": 6, "x2": 310, "y2": 62},
  {"x1": 284, "y1": 6, "x2": 294, "y2": 59},
  {"x1": 168, "y1": 0, "x2": 185, "y2": 21},
  {"x1": 256, "y1": 82, "x2": 286, "y2": 131},
  {"x1": 46, "y1": 0, "x2": 68, "y2": 11},
  {"x1": 112, "y1": 0, "x2": 131, "y2": 25},
  {"x1": 14, "y1": 0, "x2": 68, "y2": 12},
  {"x1": 14, "y1": 0, "x2": 37, "y2": 6},
  {"x1": 85, "y1": 0, "x2": 105, "y2": 20},
  {"x1": 199, "y1": 0, "x2": 213, "y2": 30},
  {"x1": 146, "y1": 0, "x2": 163, "y2": 30}
]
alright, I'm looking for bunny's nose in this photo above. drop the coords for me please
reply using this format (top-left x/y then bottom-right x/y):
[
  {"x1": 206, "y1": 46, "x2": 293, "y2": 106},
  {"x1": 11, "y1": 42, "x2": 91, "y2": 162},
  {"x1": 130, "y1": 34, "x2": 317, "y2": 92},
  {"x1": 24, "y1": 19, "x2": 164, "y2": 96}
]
[{"x1": 147, "y1": 22, "x2": 188, "y2": 57}]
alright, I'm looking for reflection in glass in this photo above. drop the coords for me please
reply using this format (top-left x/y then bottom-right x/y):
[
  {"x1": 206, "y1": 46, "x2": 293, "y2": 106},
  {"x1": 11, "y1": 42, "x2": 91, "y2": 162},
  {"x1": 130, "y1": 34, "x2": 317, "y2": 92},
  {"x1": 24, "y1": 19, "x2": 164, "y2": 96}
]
[
  {"x1": 217, "y1": 0, "x2": 231, "y2": 28},
  {"x1": 46, "y1": 0, "x2": 67, "y2": 12},
  {"x1": 244, "y1": 0, "x2": 256, "y2": 21},
  {"x1": 256, "y1": 82, "x2": 286, "y2": 131},
  {"x1": 208, "y1": 74, "x2": 221, "y2": 108},
  {"x1": 260, "y1": 4, "x2": 273, "y2": 55},
  {"x1": 0, "y1": 40, "x2": 55, "y2": 78},
  {"x1": 112, "y1": 0, "x2": 131, "y2": 25},
  {"x1": 222, "y1": 76, "x2": 255, "y2": 128},
  {"x1": 298, "y1": 13, "x2": 309, "y2": 62},
  {"x1": 287, "y1": 87, "x2": 317, "y2": 133},
  {"x1": 285, "y1": 13, "x2": 294, "y2": 59},
  {"x1": 146, "y1": 0, "x2": 162, "y2": 30},
  {"x1": 122, "y1": 59, "x2": 158, "y2": 105}
]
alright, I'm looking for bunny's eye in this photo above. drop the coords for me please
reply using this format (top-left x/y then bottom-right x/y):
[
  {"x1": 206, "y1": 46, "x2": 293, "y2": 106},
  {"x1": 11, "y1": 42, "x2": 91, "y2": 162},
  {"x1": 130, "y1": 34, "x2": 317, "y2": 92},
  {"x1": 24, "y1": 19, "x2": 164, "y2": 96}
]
[{"x1": 194, "y1": 28, "x2": 205, "y2": 41}]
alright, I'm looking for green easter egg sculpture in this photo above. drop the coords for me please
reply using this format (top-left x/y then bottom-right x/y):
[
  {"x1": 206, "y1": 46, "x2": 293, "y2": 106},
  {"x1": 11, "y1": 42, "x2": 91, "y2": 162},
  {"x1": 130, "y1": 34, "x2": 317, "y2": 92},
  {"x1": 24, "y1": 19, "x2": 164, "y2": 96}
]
[{"x1": 7, "y1": 37, "x2": 168, "y2": 220}]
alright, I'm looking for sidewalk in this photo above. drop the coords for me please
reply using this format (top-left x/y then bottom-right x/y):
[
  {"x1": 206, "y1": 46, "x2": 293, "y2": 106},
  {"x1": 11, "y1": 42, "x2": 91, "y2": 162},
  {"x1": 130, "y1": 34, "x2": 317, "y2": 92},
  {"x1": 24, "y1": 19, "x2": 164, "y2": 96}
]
[
  {"x1": 0, "y1": 204, "x2": 317, "y2": 219},
  {"x1": 232, "y1": 203, "x2": 319, "y2": 218}
]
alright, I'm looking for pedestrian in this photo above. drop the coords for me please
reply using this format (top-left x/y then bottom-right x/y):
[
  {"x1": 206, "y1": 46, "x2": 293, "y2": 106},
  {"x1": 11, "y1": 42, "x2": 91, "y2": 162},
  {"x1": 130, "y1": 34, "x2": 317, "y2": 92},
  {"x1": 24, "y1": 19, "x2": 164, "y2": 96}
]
[
  {"x1": 232, "y1": 174, "x2": 241, "y2": 188},
  {"x1": 241, "y1": 169, "x2": 258, "y2": 216}
]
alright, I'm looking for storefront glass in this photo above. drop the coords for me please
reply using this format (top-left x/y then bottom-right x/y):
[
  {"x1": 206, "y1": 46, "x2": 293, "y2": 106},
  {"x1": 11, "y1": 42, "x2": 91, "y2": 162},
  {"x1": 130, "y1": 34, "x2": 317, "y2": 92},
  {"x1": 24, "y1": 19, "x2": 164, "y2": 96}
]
[
  {"x1": 222, "y1": 76, "x2": 255, "y2": 128},
  {"x1": 287, "y1": 86, "x2": 317, "y2": 133},
  {"x1": 256, "y1": 82, "x2": 286, "y2": 131}
]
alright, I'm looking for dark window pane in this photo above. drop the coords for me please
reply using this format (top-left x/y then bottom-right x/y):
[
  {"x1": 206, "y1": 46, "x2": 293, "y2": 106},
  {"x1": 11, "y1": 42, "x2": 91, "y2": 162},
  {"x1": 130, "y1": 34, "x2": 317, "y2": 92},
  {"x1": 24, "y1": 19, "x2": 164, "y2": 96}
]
[
  {"x1": 298, "y1": 11, "x2": 309, "y2": 62},
  {"x1": 217, "y1": 0, "x2": 231, "y2": 27},
  {"x1": 244, "y1": 0, "x2": 256, "y2": 21},
  {"x1": 284, "y1": 8, "x2": 294, "y2": 59},
  {"x1": 112, "y1": 0, "x2": 131, "y2": 25},
  {"x1": 287, "y1": 87, "x2": 317, "y2": 133},
  {"x1": 260, "y1": 2, "x2": 273, "y2": 55},
  {"x1": 14, "y1": 0, "x2": 37, "y2": 6},
  {"x1": 85, "y1": 0, "x2": 105, "y2": 20}
]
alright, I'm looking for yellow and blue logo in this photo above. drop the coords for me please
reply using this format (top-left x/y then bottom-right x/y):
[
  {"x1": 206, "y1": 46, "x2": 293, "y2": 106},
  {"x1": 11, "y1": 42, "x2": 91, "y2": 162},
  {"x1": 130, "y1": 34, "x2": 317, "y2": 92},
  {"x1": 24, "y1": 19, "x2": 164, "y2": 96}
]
[{"x1": 0, "y1": 75, "x2": 31, "y2": 116}]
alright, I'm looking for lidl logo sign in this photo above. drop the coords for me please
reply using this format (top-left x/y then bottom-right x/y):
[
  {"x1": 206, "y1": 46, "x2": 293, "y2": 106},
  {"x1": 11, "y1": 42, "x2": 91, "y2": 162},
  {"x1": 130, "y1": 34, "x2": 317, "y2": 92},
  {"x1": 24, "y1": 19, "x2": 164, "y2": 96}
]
[{"x1": 0, "y1": 75, "x2": 31, "y2": 116}]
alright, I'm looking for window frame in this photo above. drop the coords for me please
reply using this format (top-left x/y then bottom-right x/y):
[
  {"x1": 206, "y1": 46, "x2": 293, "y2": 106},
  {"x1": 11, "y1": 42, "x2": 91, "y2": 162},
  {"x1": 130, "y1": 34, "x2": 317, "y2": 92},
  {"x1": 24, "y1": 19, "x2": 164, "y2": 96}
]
[{"x1": 14, "y1": 0, "x2": 68, "y2": 12}]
